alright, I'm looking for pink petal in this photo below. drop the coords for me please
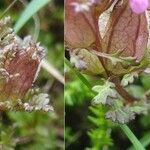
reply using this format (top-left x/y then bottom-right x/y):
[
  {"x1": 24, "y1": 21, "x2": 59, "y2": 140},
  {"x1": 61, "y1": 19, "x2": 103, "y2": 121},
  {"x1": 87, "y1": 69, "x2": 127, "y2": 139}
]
[
  {"x1": 148, "y1": 0, "x2": 150, "y2": 9},
  {"x1": 129, "y1": 0, "x2": 149, "y2": 14}
]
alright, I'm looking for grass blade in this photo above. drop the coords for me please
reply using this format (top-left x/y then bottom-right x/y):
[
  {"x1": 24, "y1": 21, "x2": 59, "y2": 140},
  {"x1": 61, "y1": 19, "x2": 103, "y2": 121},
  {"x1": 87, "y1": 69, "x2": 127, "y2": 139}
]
[
  {"x1": 14, "y1": 0, "x2": 51, "y2": 32},
  {"x1": 65, "y1": 58, "x2": 93, "y2": 92},
  {"x1": 128, "y1": 132, "x2": 150, "y2": 150},
  {"x1": 120, "y1": 124, "x2": 145, "y2": 150}
]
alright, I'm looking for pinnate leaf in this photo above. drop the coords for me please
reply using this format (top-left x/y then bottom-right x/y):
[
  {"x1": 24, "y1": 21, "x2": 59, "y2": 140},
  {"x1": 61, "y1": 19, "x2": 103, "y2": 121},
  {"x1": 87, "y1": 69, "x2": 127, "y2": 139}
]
[
  {"x1": 121, "y1": 72, "x2": 138, "y2": 87},
  {"x1": 92, "y1": 81, "x2": 117, "y2": 104},
  {"x1": 106, "y1": 108, "x2": 135, "y2": 124}
]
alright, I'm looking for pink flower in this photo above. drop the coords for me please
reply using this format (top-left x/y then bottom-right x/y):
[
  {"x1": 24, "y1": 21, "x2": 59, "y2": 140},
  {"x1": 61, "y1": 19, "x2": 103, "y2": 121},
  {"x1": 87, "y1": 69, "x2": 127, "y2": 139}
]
[{"x1": 129, "y1": 0, "x2": 149, "y2": 14}]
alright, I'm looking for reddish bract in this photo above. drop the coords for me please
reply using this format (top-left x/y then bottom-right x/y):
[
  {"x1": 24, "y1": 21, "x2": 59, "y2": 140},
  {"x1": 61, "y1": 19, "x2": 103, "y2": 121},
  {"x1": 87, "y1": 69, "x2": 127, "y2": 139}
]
[
  {"x1": 65, "y1": 0, "x2": 96, "y2": 49},
  {"x1": 102, "y1": 1, "x2": 148, "y2": 74}
]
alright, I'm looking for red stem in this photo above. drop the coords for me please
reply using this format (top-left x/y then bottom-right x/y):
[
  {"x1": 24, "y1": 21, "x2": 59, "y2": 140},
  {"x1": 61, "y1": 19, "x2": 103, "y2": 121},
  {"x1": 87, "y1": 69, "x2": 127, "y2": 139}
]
[{"x1": 109, "y1": 76, "x2": 138, "y2": 103}]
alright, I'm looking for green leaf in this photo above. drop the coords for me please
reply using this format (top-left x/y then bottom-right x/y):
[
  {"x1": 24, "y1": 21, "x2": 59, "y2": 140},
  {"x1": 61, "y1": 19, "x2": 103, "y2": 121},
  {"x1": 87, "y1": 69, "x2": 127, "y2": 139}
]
[
  {"x1": 106, "y1": 99, "x2": 150, "y2": 123},
  {"x1": 141, "y1": 48, "x2": 150, "y2": 67},
  {"x1": 121, "y1": 72, "x2": 138, "y2": 87},
  {"x1": 126, "y1": 85, "x2": 145, "y2": 99},
  {"x1": 92, "y1": 81, "x2": 117, "y2": 104},
  {"x1": 141, "y1": 74, "x2": 150, "y2": 90},
  {"x1": 14, "y1": 0, "x2": 51, "y2": 33},
  {"x1": 130, "y1": 106, "x2": 147, "y2": 115},
  {"x1": 129, "y1": 100, "x2": 150, "y2": 115},
  {"x1": 106, "y1": 108, "x2": 135, "y2": 123},
  {"x1": 29, "y1": 93, "x2": 52, "y2": 111}
]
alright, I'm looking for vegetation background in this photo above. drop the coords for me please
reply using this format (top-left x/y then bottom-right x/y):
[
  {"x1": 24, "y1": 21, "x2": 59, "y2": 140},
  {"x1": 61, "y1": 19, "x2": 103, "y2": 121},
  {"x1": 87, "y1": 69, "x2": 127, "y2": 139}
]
[
  {"x1": 65, "y1": 63, "x2": 150, "y2": 150},
  {"x1": 1, "y1": 0, "x2": 150, "y2": 150},
  {"x1": 0, "y1": 0, "x2": 64, "y2": 149},
  {"x1": 65, "y1": 54, "x2": 150, "y2": 149}
]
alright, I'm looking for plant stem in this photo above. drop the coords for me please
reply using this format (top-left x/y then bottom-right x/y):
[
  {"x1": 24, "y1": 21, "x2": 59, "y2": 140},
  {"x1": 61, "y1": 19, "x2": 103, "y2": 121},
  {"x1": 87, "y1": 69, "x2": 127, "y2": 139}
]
[
  {"x1": 128, "y1": 132, "x2": 150, "y2": 150},
  {"x1": 109, "y1": 76, "x2": 137, "y2": 103},
  {"x1": 120, "y1": 124, "x2": 145, "y2": 150},
  {"x1": 65, "y1": 58, "x2": 94, "y2": 93},
  {"x1": 42, "y1": 60, "x2": 65, "y2": 84}
]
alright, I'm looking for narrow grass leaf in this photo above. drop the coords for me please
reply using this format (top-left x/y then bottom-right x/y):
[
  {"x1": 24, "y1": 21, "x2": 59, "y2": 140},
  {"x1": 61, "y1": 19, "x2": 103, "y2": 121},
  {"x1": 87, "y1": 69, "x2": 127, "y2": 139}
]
[
  {"x1": 14, "y1": 0, "x2": 51, "y2": 32},
  {"x1": 65, "y1": 58, "x2": 94, "y2": 94},
  {"x1": 128, "y1": 132, "x2": 150, "y2": 150},
  {"x1": 120, "y1": 124, "x2": 145, "y2": 150}
]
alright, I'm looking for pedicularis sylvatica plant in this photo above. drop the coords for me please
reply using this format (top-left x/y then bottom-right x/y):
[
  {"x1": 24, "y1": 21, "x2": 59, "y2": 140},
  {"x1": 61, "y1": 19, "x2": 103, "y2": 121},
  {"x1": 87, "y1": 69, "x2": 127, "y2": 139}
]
[
  {"x1": 0, "y1": 16, "x2": 53, "y2": 111},
  {"x1": 65, "y1": 0, "x2": 150, "y2": 123}
]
